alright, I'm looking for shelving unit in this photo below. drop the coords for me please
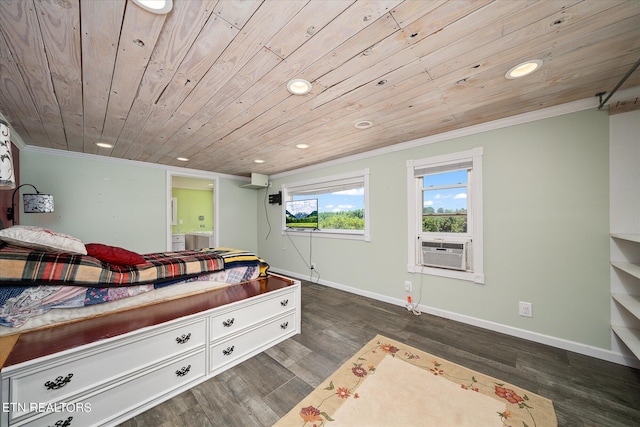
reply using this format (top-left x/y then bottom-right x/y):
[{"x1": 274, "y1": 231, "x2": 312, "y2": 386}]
[
  {"x1": 611, "y1": 234, "x2": 640, "y2": 358},
  {"x1": 609, "y1": 109, "x2": 640, "y2": 363}
]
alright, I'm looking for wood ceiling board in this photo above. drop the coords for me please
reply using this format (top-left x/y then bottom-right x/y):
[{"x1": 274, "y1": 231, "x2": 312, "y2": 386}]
[
  {"x1": 128, "y1": 1, "x2": 308, "y2": 162},
  {"x1": 111, "y1": 0, "x2": 219, "y2": 158},
  {"x1": 0, "y1": 0, "x2": 65, "y2": 149},
  {"x1": 117, "y1": 12, "x2": 239, "y2": 160},
  {"x1": 142, "y1": 48, "x2": 283, "y2": 163},
  {"x1": 1, "y1": 0, "x2": 639, "y2": 177},
  {"x1": 0, "y1": 34, "x2": 51, "y2": 148},
  {"x1": 100, "y1": 2, "x2": 167, "y2": 150},
  {"x1": 426, "y1": 0, "x2": 634, "y2": 80},
  {"x1": 80, "y1": 0, "x2": 125, "y2": 152},
  {"x1": 33, "y1": 0, "x2": 84, "y2": 153}
]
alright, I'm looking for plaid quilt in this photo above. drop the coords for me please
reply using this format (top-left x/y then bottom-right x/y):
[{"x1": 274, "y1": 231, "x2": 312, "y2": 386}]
[
  {"x1": 203, "y1": 247, "x2": 270, "y2": 277},
  {"x1": 0, "y1": 243, "x2": 226, "y2": 287},
  {"x1": 0, "y1": 244, "x2": 271, "y2": 328}
]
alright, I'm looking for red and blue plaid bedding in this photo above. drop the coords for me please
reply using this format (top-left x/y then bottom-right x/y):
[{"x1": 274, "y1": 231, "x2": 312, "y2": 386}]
[
  {"x1": 0, "y1": 243, "x2": 225, "y2": 287},
  {"x1": 0, "y1": 244, "x2": 270, "y2": 328}
]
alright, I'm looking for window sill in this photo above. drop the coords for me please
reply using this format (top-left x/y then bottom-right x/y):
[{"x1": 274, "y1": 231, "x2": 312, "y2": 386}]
[
  {"x1": 408, "y1": 264, "x2": 485, "y2": 284},
  {"x1": 283, "y1": 229, "x2": 369, "y2": 241}
]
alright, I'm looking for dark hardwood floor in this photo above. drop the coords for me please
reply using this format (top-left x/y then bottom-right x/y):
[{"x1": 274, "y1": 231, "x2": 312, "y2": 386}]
[{"x1": 120, "y1": 280, "x2": 640, "y2": 427}]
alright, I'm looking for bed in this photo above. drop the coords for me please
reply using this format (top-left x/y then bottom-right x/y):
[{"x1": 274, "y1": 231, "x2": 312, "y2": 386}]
[{"x1": 0, "y1": 226, "x2": 301, "y2": 426}]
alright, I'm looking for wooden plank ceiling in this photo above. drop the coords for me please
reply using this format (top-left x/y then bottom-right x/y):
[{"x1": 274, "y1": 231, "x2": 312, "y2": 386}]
[{"x1": 0, "y1": 0, "x2": 639, "y2": 177}]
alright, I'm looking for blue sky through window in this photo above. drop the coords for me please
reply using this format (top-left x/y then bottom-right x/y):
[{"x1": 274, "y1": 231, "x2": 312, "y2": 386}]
[
  {"x1": 422, "y1": 169, "x2": 468, "y2": 212},
  {"x1": 294, "y1": 188, "x2": 364, "y2": 213}
]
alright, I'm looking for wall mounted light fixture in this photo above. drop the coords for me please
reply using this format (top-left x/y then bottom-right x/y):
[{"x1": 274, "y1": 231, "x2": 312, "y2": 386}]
[
  {"x1": 7, "y1": 184, "x2": 54, "y2": 225},
  {"x1": 0, "y1": 119, "x2": 16, "y2": 189}
]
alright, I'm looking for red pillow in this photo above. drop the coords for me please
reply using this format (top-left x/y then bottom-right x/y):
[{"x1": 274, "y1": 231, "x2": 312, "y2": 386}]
[{"x1": 85, "y1": 243, "x2": 147, "y2": 266}]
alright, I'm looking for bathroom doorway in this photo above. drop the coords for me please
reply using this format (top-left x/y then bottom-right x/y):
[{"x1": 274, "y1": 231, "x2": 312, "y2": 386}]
[{"x1": 167, "y1": 172, "x2": 218, "y2": 251}]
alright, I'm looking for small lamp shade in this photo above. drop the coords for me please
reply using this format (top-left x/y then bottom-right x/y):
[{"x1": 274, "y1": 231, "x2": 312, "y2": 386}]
[
  {"x1": 23, "y1": 193, "x2": 54, "y2": 213},
  {"x1": 0, "y1": 120, "x2": 16, "y2": 189}
]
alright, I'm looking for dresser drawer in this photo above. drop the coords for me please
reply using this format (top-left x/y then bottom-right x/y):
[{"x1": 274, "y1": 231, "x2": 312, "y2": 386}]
[
  {"x1": 171, "y1": 234, "x2": 185, "y2": 243},
  {"x1": 17, "y1": 349, "x2": 205, "y2": 427},
  {"x1": 210, "y1": 289, "x2": 296, "y2": 341},
  {"x1": 210, "y1": 312, "x2": 296, "y2": 373},
  {"x1": 8, "y1": 318, "x2": 205, "y2": 422}
]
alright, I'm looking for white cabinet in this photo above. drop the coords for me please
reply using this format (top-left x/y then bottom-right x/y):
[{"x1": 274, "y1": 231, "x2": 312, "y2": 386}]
[
  {"x1": 171, "y1": 234, "x2": 185, "y2": 251},
  {"x1": 0, "y1": 278, "x2": 301, "y2": 426},
  {"x1": 609, "y1": 109, "x2": 640, "y2": 361}
]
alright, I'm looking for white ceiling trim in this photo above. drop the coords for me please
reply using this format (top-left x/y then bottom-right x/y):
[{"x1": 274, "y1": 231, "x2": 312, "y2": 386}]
[
  {"x1": 21, "y1": 144, "x2": 247, "y2": 182},
  {"x1": 271, "y1": 86, "x2": 640, "y2": 180}
]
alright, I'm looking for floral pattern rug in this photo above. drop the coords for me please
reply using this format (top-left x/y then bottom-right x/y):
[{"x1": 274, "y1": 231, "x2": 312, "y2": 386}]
[{"x1": 275, "y1": 334, "x2": 557, "y2": 427}]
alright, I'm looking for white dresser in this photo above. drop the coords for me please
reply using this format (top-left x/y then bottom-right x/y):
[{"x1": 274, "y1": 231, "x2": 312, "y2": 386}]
[
  {"x1": 0, "y1": 276, "x2": 300, "y2": 427},
  {"x1": 171, "y1": 234, "x2": 185, "y2": 251}
]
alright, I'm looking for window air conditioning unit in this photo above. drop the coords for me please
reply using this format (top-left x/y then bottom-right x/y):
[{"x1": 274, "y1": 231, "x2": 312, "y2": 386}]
[{"x1": 421, "y1": 240, "x2": 470, "y2": 271}]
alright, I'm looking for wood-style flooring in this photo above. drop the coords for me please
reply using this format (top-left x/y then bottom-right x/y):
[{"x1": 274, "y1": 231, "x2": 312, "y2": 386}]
[{"x1": 119, "y1": 279, "x2": 640, "y2": 427}]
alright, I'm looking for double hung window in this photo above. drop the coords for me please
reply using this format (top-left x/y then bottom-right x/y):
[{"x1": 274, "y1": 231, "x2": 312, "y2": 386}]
[{"x1": 407, "y1": 148, "x2": 484, "y2": 283}]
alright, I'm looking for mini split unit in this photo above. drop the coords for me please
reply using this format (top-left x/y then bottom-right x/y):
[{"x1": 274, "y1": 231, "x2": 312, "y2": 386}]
[{"x1": 241, "y1": 173, "x2": 269, "y2": 189}]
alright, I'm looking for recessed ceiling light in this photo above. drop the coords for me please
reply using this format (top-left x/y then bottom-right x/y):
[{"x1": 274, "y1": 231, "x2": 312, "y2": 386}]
[
  {"x1": 131, "y1": 0, "x2": 173, "y2": 14},
  {"x1": 354, "y1": 120, "x2": 373, "y2": 129},
  {"x1": 296, "y1": 143, "x2": 309, "y2": 149},
  {"x1": 254, "y1": 159, "x2": 265, "y2": 164},
  {"x1": 505, "y1": 59, "x2": 543, "y2": 79},
  {"x1": 176, "y1": 157, "x2": 189, "y2": 162},
  {"x1": 287, "y1": 79, "x2": 312, "y2": 95},
  {"x1": 95, "y1": 142, "x2": 113, "y2": 148}
]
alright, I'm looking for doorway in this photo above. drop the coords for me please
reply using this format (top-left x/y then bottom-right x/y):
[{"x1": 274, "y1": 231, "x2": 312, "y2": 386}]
[{"x1": 167, "y1": 172, "x2": 218, "y2": 251}]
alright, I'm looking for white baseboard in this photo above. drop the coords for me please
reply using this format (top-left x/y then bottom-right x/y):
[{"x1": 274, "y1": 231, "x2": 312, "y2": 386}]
[{"x1": 272, "y1": 268, "x2": 640, "y2": 369}]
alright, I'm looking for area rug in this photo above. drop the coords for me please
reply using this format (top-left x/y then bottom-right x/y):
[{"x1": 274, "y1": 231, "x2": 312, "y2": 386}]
[{"x1": 275, "y1": 334, "x2": 557, "y2": 426}]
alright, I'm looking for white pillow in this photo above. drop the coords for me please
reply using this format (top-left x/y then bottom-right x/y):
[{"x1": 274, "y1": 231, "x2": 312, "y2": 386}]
[{"x1": 0, "y1": 226, "x2": 87, "y2": 255}]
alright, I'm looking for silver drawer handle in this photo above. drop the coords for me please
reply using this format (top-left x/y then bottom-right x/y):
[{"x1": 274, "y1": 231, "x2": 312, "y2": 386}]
[
  {"x1": 175, "y1": 365, "x2": 191, "y2": 377},
  {"x1": 281, "y1": 322, "x2": 289, "y2": 330},
  {"x1": 175, "y1": 333, "x2": 191, "y2": 344},
  {"x1": 280, "y1": 299, "x2": 289, "y2": 307},
  {"x1": 45, "y1": 373, "x2": 73, "y2": 390},
  {"x1": 222, "y1": 318, "x2": 235, "y2": 327},
  {"x1": 223, "y1": 345, "x2": 235, "y2": 356},
  {"x1": 49, "y1": 416, "x2": 73, "y2": 427}
]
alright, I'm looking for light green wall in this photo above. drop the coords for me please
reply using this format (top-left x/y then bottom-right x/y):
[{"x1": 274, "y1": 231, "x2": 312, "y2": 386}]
[
  {"x1": 19, "y1": 150, "x2": 258, "y2": 254},
  {"x1": 217, "y1": 177, "x2": 259, "y2": 252},
  {"x1": 19, "y1": 151, "x2": 166, "y2": 253},
  {"x1": 16, "y1": 108, "x2": 612, "y2": 351},
  {"x1": 259, "y1": 108, "x2": 611, "y2": 349},
  {"x1": 171, "y1": 188, "x2": 214, "y2": 234}
]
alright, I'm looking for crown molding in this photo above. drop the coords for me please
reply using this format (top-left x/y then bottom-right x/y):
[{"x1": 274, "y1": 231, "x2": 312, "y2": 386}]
[
  {"x1": 271, "y1": 86, "x2": 640, "y2": 179},
  {"x1": 21, "y1": 145, "x2": 246, "y2": 182}
]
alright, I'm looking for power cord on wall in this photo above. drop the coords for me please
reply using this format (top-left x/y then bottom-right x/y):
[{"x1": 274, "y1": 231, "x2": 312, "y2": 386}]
[
  {"x1": 263, "y1": 186, "x2": 272, "y2": 240},
  {"x1": 406, "y1": 274, "x2": 423, "y2": 316},
  {"x1": 285, "y1": 229, "x2": 320, "y2": 283}
]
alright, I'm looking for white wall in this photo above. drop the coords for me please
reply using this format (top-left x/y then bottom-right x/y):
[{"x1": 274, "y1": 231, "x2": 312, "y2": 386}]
[{"x1": 259, "y1": 108, "x2": 613, "y2": 358}]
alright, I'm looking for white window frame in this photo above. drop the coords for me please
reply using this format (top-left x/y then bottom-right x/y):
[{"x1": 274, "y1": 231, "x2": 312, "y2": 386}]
[
  {"x1": 282, "y1": 169, "x2": 370, "y2": 241},
  {"x1": 407, "y1": 148, "x2": 484, "y2": 284}
]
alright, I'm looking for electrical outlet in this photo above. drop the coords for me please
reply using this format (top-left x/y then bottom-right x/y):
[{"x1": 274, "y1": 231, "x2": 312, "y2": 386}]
[
  {"x1": 311, "y1": 263, "x2": 316, "y2": 270},
  {"x1": 519, "y1": 301, "x2": 533, "y2": 317},
  {"x1": 404, "y1": 280, "x2": 412, "y2": 292}
]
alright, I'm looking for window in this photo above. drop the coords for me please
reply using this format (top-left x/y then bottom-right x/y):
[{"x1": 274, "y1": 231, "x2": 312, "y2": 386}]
[
  {"x1": 282, "y1": 169, "x2": 370, "y2": 240},
  {"x1": 407, "y1": 148, "x2": 484, "y2": 283},
  {"x1": 422, "y1": 168, "x2": 468, "y2": 233}
]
